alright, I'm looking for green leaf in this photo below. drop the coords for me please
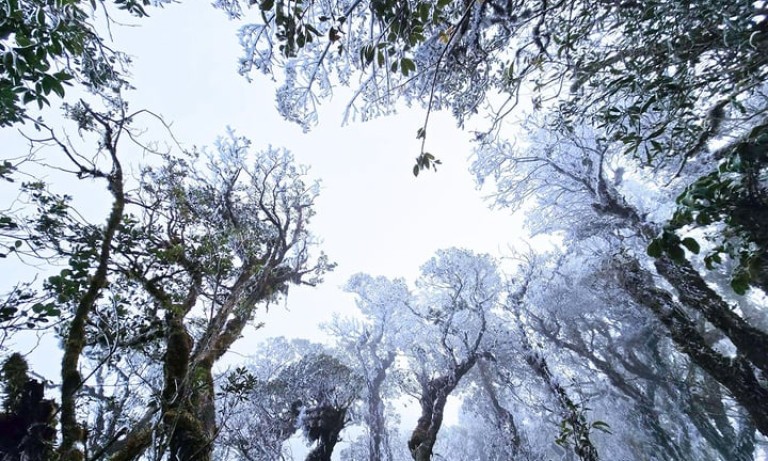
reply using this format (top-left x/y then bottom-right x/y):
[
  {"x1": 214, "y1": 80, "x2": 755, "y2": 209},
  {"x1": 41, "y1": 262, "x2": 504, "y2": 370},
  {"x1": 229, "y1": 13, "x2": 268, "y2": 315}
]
[
  {"x1": 707, "y1": 252, "x2": 721, "y2": 269},
  {"x1": 647, "y1": 239, "x2": 663, "y2": 258},
  {"x1": 362, "y1": 45, "x2": 375, "y2": 65},
  {"x1": 680, "y1": 237, "x2": 700, "y2": 254},
  {"x1": 591, "y1": 421, "x2": 612, "y2": 433},
  {"x1": 413, "y1": 164, "x2": 420, "y2": 176},
  {"x1": 668, "y1": 244, "x2": 686, "y2": 263},
  {"x1": 731, "y1": 272, "x2": 750, "y2": 295},
  {"x1": 305, "y1": 24, "x2": 320, "y2": 35},
  {"x1": 50, "y1": 79, "x2": 65, "y2": 98},
  {"x1": 401, "y1": 57, "x2": 415, "y2": 76},
  {"x1": 53, "y1": 70, "x2": 74, "y2": 81},
  {"x1": 694, "y1": 212, "x2": 712, "y2": 225}
]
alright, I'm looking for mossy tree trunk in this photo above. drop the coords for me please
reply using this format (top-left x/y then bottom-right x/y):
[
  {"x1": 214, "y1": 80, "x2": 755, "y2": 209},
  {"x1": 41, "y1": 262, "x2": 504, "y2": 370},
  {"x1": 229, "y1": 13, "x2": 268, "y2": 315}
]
[
  {"x1": 147, "y1": 266, "x2": 297, "y2": 461},
  {"x1": 13, "y1": 112, "x2": 328, "y2": 461},
  {"x1": 56, "y1": 108, "x2": 126, "y2": 461}
]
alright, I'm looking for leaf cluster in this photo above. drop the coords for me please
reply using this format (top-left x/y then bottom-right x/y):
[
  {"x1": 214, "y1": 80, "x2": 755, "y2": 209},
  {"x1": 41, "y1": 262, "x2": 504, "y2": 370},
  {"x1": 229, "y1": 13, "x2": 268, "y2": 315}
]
[{"x1": 0, "y1": 0, "x2": 155, "y2": 125}]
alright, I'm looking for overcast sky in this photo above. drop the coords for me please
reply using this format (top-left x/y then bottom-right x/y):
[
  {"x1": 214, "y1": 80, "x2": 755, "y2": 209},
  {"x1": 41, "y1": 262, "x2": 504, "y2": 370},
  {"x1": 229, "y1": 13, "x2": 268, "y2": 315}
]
[{"x1": 99, "y1": 2, "x2": 529, "y2": 345}]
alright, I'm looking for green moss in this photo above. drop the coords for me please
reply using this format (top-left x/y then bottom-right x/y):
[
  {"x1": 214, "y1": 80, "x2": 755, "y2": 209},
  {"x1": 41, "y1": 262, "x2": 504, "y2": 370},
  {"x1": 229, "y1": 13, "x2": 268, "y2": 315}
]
[
  {"x1": 108, "y1": 427, "x2": 152, "y2": 461},
  {"x1": 2, "y1": 352, "x2": 29, "y2": 412},
  {"x1": 164, "y1": 408, "x2": 210, "y2": 460}
]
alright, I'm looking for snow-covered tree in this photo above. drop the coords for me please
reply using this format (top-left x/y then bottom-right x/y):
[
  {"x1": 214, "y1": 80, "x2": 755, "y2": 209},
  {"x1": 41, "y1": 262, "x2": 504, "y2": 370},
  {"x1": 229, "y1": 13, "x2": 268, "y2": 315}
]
[
  {"x1": 0, "y1": 100, "x2": 333, "y2": 461},
  {"x1": 196, "y1": 4, "x2": 768, "y2": 443},
  {"x1": 218, "y1": 338, "x2": 362, "y2": 461},
  {"x1": 325, "y1": 273, "x2": 412, "y2": 461},
  {"x1": 404, "y1": 248, "x2": 501, "y2": 461},
  {"x1": 474, "y1": 111, "x2": 768, "y2": 439}
]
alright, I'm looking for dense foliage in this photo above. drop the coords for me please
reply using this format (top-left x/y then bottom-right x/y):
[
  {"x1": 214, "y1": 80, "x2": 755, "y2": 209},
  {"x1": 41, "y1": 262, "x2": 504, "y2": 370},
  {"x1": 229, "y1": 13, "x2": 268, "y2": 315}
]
[{"x1": 0, "y1": 0, "x2": 159, "y2": 125}]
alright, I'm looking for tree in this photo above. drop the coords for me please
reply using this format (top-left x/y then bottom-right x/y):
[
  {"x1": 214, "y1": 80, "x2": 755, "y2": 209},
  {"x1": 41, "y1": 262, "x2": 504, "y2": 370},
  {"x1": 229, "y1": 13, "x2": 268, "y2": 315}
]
[
  {"x1": 404, "y1": 248, "x2": 500, "y2": 461},
  {"x1": 217, "y1": 338, "x2": 362, "y2": 461},
  {"x1": 0, "y1": 97, "x2": 332, "y2": 461},
  {"x1": 519, "y1": 250, "x2": 756, "y2": 461},
  {"x1": 296, "y1": 353, "x2": 361, "y2": 461},
  {"x1": 4, "y1": 0, "x2": 768, "y2": 456},
  {"x1": 325, "y1": 273, "x2": 412, "y2": 461},
  {"x1": 0, "y1": 353, "x2": 56, "y2": 461},
  {"x1": 464, "y1": 359, "x2": 523, "y2": 460},
  {"x1": 215, "y1": 0, "x2": 768, "y2": 301},
  {"x1": 217, "y1": 338, "x2": 318, "y2": 461},
  {"x1": 217, "y1": 0, "x2": 766, "y2": 174},
  {"x1": 0, "y1": 0, "x2": 164, "y2": 125},
  {"x1": 502, "y1": 267, "x2": 601, "y2": 461},
  {"x1": 470, "y1": 108, "x2": 768, "y2": 438}
]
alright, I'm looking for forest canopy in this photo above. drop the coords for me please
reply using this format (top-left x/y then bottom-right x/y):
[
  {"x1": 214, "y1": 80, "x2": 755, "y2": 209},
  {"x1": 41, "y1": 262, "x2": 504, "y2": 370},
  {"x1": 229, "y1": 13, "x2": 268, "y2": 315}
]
[{"x1": 0, "y1": 0, "x2": 767, "y2": 460}]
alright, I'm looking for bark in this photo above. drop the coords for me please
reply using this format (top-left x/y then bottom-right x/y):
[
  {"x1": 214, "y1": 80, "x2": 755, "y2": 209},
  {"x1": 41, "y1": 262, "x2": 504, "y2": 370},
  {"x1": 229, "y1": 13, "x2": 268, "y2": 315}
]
[
  {"x1": 163, "y1": 317, "x2": 211, "y2": 461},
  {"x1": 366, "y1": 351, "x2": 395, "y2": 461},
  {"x1": 59, "y1": 115, "x2": 126, "y2": 461},
  {"x1": 408, "y1": 356, "x2": 478, "y2": 461},
  {"x1": 620, "y1": 258, "x2": 768, "y2": 437},
  {"x1": 304, "y1": 406, "x2": 347, "y2": 461},
  {"x1": 476, "y1": 360, "x2": 521, "y2": 456},
  {"x1": 655, "y1": 256, "x2": 768, "y2": 375}
]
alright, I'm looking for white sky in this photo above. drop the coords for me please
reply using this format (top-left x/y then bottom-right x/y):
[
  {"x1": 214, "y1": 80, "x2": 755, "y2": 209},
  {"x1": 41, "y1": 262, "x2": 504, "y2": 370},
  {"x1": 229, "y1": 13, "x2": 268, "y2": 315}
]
[{"x1": 100, "y1": 2, "x2": 528, "y2": 343}]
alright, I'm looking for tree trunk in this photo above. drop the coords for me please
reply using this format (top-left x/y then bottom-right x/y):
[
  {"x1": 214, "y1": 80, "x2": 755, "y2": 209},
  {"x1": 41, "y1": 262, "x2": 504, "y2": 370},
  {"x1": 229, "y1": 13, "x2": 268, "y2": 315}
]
[
  {"x1": 367, "y1": 382, "x2": 386, "y2": 461},
  {"x1": 161, "y1": 316, "x2": 215, "y2": 461},
  {"x1": 304, "y1": 406, "x2": 347, "y2": 461},
  {"x1": 366, "y1": 351, "x2": 395, "y2": 461},
  {"x1": 620, "y1": 259, "x2": 768, "y2": 437},
  {"x1": 408, "y1": 356, "x2": 478, "y2": 461},
  {"x1": 476, "y1": 360, "x2": 521, "y2": 456},
  {"x1": 59, "y1": 132, "x2": 125, "y2": 461}
]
